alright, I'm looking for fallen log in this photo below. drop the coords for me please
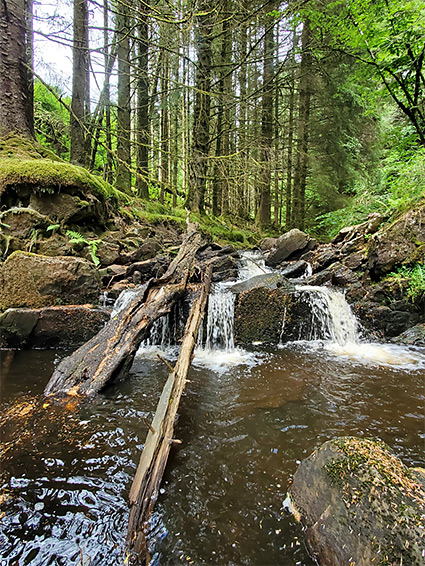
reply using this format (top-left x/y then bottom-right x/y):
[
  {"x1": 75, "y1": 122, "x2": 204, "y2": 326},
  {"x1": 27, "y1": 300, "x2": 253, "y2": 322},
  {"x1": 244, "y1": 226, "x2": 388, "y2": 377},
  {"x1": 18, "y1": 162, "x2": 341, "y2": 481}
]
[
  {"x1": 126, "y1": 264, "x2": 213, "y2": 565},
  {"x1": 44, "y1": 219, "x2": 203, "y2": 398}
]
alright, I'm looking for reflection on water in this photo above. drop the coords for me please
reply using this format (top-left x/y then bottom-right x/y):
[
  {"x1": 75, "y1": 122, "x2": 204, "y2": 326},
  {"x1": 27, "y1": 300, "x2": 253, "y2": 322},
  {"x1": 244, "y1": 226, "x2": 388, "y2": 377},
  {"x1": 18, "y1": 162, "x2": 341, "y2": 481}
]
[{"x1": 0, "y1": 344, "x2": 424, "y2": 565}]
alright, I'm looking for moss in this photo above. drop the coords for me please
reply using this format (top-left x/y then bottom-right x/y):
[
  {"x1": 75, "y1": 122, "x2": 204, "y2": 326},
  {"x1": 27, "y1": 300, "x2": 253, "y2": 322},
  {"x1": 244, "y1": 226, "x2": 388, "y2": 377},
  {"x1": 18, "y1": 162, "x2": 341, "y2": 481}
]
[
  {"x1": 0, "y1": 133, "x2": 60, "y2": 162},
  {"x1": 0, "y1": 158, "x2": 130, "y2": 204}
]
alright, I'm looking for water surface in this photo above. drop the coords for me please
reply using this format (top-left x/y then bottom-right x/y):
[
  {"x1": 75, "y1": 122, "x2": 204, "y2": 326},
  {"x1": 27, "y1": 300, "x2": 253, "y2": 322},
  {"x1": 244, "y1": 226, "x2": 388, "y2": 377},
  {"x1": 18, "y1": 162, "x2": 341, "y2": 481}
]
[{"x1": 1, "y1": 344, "x2": 424, "y2": 565}]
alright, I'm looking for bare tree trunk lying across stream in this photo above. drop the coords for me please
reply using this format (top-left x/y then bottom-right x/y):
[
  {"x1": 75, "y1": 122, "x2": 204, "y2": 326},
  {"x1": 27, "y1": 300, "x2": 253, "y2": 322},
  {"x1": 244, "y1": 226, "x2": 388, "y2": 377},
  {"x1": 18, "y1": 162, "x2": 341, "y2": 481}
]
[
  {"x1": 44, "y1": 217, "x2": 203, "y2": 398},
  {"x1": 126, "y1": 264, "x2": 212, "y2": 565}
]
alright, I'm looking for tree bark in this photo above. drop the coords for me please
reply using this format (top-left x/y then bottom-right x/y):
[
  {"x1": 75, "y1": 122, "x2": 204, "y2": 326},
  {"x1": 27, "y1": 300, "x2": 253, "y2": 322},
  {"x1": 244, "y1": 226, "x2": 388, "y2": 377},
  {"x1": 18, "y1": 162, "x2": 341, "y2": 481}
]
[
  {"x1": 185, "y1": 3, "x2": 213, "y2": 213},
  {"x1": 44, "y1": 220, "x2": 204, "y2": 399},
  {"x1": 256, "y1": 2, "x2": 276, "y2": 228},
  {"x1": 70, "y1": 0, "x2": 90, "y2": 166},
  {"x1": 135, "y1": 1, "x2": 149, "y2": 199},
  {"x1": 126, "y1": 264, "x2": 212, "y2": 565},
  {"x1": 292, "y1": 19, "x2": 312, "y2": 231},
  {"x1": 0, "y1": 0, "x2": 34, "y2": 138},
  {"x1": 115, "y1": 0, "x2": 132, "y2": 193}
]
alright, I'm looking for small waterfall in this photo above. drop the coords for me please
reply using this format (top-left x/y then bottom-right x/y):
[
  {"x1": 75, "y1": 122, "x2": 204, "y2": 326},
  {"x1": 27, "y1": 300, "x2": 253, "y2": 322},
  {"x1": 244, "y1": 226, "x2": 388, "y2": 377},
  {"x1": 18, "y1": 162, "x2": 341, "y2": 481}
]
[
  {"x1": 110, "y1": 288, "x2": 139, "y2": 318},
  {"x1": 295, "y1": 285, "x2": 359, "y2": 345},
  {"x1": 238, "y1": 250, "x2": 271, "y2": 280},
  {"x1": 142, "y1": 314, "x2": 173, "y2": 348},
  {"x1": 204, "y1": 284, "x2": 235, "y2": 351}
]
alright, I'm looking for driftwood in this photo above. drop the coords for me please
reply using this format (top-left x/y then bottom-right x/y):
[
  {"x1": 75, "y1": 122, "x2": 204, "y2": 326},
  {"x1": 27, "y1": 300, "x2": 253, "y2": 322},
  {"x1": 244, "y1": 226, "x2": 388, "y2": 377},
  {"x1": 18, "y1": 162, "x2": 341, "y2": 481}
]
[
  {"x1": 44, "y1": 219, "x2": 203, "y2": 398},
  {"x1": 126, "y1": 264, "x2": 213, "y2": 565}
]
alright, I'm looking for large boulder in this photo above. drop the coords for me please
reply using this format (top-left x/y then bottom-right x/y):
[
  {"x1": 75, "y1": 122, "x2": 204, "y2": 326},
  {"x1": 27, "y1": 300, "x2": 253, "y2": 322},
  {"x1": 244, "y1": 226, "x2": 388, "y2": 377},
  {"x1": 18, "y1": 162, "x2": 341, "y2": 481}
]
[
  {"x1": 0, "y1": 306, "x2": 109, "y2": 348},
  {"x1": 265, "y1": 229, "x2": 315, "y2": 267},
  {"x1": 367, "y1": 205, "x2": 425, "y2": 277},
  {"x1": 289, "y1": 437, "x2": 425, "y2": 566},
  {"x1": 234, "y1": 287, "x2": 294, "y2": 344},
  {"x1": 0, "y1": 251, "x2": 101, "y2": 309}
]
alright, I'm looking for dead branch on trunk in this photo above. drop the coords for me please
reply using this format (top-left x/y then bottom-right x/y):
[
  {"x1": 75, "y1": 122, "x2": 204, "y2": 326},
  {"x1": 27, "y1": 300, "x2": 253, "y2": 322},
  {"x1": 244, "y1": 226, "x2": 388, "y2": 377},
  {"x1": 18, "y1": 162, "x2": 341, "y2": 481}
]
[
  {"x1": 126, "y1": 264, "x2": 213, "y2": 565},
  {"x1": 44, "y1": 220, "x2": 203, "y2": 399}
]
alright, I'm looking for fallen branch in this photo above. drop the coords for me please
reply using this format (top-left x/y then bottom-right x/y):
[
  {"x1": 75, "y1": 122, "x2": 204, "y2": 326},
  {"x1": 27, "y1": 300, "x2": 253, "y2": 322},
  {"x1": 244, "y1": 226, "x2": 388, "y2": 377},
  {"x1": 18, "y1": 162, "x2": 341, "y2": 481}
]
[
  {"x1": 44, "y1": 220, "x2": 203, "y2": 399},
  {"x1": 126, "y1": 264, "x2": 213, "y2": 565}
]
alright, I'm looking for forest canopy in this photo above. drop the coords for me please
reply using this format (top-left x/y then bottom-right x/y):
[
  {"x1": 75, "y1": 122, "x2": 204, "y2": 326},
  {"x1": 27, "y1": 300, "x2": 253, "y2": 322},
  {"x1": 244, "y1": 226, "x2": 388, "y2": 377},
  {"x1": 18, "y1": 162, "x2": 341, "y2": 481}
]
[{"x1": 0, "y1": 0, "x2": 424, "y2": 238}]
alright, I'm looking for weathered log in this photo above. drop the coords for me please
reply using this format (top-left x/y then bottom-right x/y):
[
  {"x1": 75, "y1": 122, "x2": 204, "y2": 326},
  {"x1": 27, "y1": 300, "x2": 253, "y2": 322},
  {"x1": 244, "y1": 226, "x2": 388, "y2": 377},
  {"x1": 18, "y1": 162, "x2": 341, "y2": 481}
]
[
  {"x1": 126, "y1": 264, "x2": 213, "y2": 565},
  {"x1": 44, "y1": 221, "x2": 203, "y2": 398}
]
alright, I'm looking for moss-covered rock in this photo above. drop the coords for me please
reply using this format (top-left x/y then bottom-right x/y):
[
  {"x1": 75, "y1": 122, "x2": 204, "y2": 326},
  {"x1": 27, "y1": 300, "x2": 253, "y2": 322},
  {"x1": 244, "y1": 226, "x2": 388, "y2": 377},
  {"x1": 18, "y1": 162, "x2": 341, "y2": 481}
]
[
  {"x1": 367, "y1": 204, "x2": 425, "y2": 277},
  {"x1": 289, "y1": 437, "x2": 425, "y2": 566},
  {"x1": 234, "y1": 287, "x2": 295, "y2": 344},
  {"x1": 0, "y1": 251, "x2": 101, "y2": 309},
  {"x1": 0, "y1": 134, "x2": 130, "y2": 229}
]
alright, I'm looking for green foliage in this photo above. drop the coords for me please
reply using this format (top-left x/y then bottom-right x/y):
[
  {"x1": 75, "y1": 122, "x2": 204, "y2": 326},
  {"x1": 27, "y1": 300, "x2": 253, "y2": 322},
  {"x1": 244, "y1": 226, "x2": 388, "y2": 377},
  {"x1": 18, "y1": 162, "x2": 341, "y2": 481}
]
[
  {"x1": 46, "y1": 223, "x2": 60, "y2": 233},
  {"x1": 308, "y1": 0, "x2": 425, "y2": 143},
  {"x1": 313, "y1": 136, "x2": 425, "y2": 240},
  {"x1": 382, "y1": 147, "x2": 425, "y2": 213},
  {"x1": 65, "y1": 230, "x2": 100, "y2": 266},
  {"x1": 34, "y1": 81, "x2": 70, "y2": 160},
  {"x1": 389, "y1": 264, "x2": 425, "y2": 302}
]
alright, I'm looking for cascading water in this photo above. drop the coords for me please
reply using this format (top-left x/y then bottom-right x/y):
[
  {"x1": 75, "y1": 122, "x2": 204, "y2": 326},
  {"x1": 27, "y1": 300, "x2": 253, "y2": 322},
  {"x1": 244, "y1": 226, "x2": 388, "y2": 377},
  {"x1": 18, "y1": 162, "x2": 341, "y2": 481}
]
[
  {"x1": 294, "y1": 285, "x2": 359, "y2": 345},
  {"x1": 291, "y1": 284, "x2": 424, "y2": 368},
  {"x1": 204, "y1": 285, "x2": 235, "y2": 351}
]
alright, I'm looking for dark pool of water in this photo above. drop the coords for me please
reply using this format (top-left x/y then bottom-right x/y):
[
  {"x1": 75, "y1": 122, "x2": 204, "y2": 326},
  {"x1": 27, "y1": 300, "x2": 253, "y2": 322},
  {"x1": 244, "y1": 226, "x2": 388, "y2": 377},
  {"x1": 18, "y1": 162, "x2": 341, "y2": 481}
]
[{"x1": 0, "y1": 345, "x2": 424, "y2": 565}]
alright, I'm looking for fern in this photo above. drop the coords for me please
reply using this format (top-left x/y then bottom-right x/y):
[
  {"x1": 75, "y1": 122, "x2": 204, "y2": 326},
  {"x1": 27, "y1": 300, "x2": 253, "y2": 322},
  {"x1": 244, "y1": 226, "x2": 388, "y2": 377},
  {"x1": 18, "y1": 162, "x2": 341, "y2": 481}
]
[
  {"x1": 65, "y1": 229, "x2": 86, "y2": 244},
  {"x1": 65, "y1": 230, "x2": 101, "y2": 266}
]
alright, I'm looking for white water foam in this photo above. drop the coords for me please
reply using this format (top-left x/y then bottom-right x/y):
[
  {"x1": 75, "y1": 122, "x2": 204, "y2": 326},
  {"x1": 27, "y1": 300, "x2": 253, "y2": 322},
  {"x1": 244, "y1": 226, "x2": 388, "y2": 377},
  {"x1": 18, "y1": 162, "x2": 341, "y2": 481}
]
[
  {"x1": 294, "y1": 285, "x2": 425, "y2": 369},
  {"x1": 324, "y1": 341, "x2": 425, "y2": 370}
]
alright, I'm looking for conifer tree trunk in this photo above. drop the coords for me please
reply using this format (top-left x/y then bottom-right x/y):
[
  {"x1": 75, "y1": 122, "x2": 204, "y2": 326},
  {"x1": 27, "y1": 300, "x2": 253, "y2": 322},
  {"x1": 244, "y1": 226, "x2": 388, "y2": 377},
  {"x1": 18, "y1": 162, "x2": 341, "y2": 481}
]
[
  {"x1": 135, "y1": 2, "x2": 149, "y2": 199},
  {"x1": 292, "y1": 19, "x2": 312, "y2": 230},
  {"x1": 71, "y1": 0, "x2": 90, "y2": 166},
  {"x1": 237, "y1": 1, "x2": 248, "y2": 218},
  {"x1": 286, "y1": 29, "x2": 297, "y2": 229},
  {"x1": 212, "y1": 4, "x2": 231, "y2": 217},
  {"x1": 256, "y1": 3, "x2": 275, "y2": 227},
  {"x1": 159, "y1": 49, "x2": 170, "y2": 203},
  {"x1": 115, "y1": 0, "x2": 132, "y2": 193},
  {"x1": 103, "y1": 0, "x2": 114, "y2": 183},
  {"x1": 186, "y1": 3, "x2": 213, "y2": 213},
  {"x1": 0, "y1": 0, "x2": 34, "y2": 138}
]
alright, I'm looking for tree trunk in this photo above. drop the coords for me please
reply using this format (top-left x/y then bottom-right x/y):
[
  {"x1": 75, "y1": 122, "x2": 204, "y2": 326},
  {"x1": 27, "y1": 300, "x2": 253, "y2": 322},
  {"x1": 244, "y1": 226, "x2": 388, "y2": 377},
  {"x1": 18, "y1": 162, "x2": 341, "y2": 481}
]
[
  {"x1": 70, "y1": 0, "x2": 90, "y2": 166},
  {"x1": 256, "y1": 3, "x2": 275, "y2": 228},
  {"x1": 135, "y1": 1, "x2": 149, "y2": 199},
  {"x1": 185, "y1": 3, "x2": 213, "y2": 213},
  {"x1": 104, "y1": 0, "x2": 114, "y2": 183},
  {"x1": 292, "y1": 19, "x2": 312, "y2": 231},
  {"x1": 115, "y1": 0, "x2": 132, "y2": 193},
  {"x1": 0, "y1": 0, "x2": 34, "y2": 138},
  {"x1": 237, "y1": 0, "x2": 248, "y2": 219},
  {"x1": 44, "y1": 220, "x2": 204, "y2": 399},
  {"x1": 286, "y1": 29, "x2": 297, "y2": 229}
]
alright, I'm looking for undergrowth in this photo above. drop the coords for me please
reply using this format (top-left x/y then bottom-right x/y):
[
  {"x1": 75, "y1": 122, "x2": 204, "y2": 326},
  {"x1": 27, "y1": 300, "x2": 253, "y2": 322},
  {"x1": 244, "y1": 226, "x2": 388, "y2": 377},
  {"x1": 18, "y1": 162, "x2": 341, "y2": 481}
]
[{"x1": 388, "y1": 263, "x2": 425, "y2": 302}]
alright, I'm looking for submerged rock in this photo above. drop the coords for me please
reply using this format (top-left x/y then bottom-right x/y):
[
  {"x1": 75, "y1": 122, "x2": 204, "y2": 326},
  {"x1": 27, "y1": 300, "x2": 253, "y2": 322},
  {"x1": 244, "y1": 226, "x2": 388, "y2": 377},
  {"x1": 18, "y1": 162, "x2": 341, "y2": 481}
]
[
  {"x1": 289, "y1": 437, "x2": 425, "y2": 566},
  {"x1": 0, "y1": 251, "x2": 101, "y2": 309}
]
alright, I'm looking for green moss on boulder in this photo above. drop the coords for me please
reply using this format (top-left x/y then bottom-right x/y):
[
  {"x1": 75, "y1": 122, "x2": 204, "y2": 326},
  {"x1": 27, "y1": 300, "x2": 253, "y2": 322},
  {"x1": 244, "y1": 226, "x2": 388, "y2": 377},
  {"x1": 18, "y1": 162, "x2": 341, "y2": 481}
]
[{"x1": 289, "y1": 437, "x2": 425, "y2": 566}]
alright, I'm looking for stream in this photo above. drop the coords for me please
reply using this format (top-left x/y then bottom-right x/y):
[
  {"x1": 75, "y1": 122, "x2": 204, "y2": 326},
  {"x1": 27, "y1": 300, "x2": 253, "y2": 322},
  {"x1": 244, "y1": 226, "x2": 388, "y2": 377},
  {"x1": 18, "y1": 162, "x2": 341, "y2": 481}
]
[{"x1": 1, "y1": 253, "x2": 424, "y2": 565}]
